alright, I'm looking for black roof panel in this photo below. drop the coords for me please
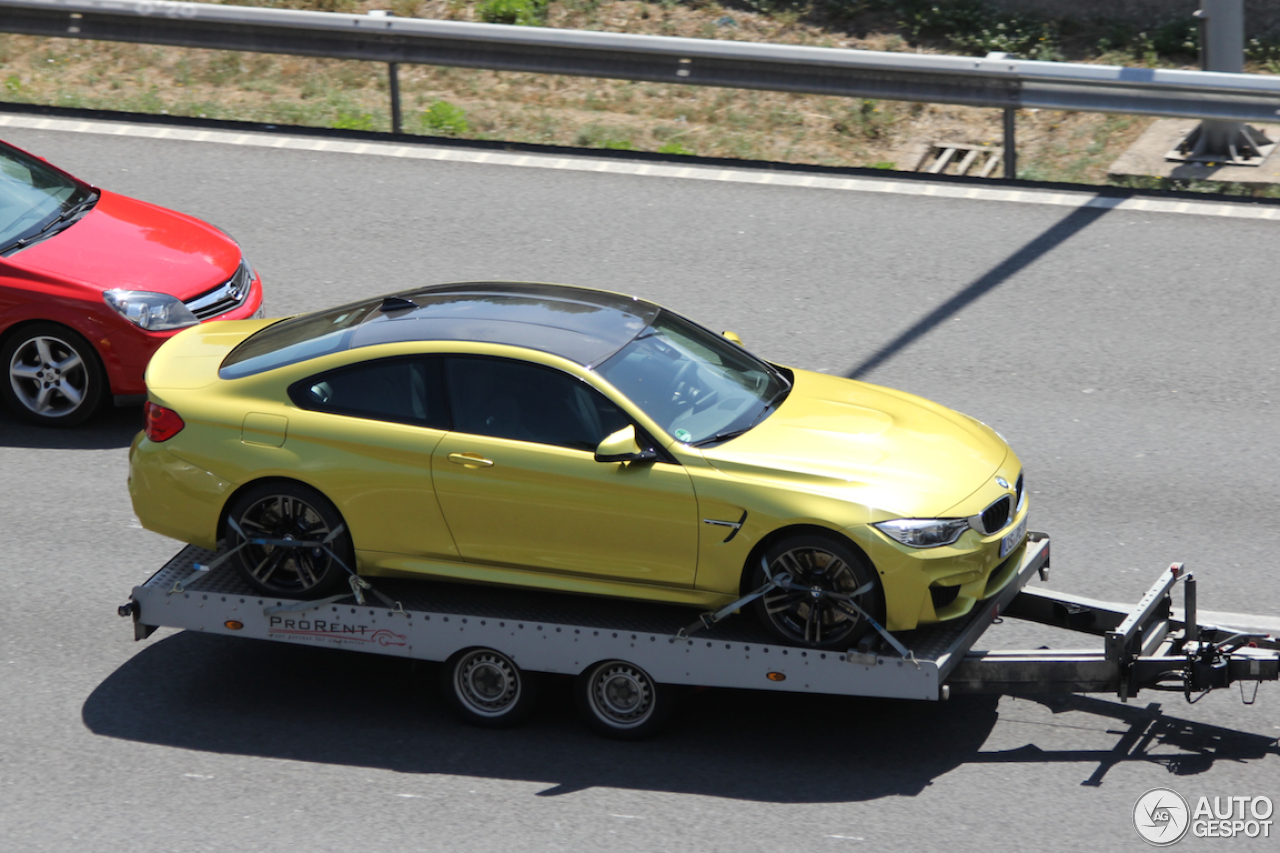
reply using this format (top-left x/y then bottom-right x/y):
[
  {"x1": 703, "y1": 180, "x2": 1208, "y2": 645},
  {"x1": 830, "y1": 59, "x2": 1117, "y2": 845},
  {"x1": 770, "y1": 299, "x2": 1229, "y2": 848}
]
[
  {"x1": 351, "y1": 282, "x2": 658, "y2": 365},
  {"x1": 219, "y1": 282, "x2": 661, "y2": 379}
]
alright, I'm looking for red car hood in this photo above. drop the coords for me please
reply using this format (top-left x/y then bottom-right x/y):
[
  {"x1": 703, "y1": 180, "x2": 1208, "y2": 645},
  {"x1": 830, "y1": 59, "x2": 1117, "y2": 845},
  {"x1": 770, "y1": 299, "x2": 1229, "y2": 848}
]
[{"x1": 12, "y1": 189, "x2": 240, "y2": 300}]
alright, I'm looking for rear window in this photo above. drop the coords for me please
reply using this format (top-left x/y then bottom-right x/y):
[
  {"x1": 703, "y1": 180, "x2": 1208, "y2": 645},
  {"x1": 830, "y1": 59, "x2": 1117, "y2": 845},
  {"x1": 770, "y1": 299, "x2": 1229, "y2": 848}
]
[{"x1": 220, "y1": 300, "x2": 381, "y2": 379}]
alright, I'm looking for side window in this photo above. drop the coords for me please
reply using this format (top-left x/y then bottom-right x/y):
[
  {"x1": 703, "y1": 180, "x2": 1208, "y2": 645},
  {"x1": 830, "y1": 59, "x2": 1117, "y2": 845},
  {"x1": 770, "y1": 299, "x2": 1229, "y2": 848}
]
[
  {"x1": 291, "y1": 357, "x2": 447, "y2": 428},
  {"x1": 446, "y1": 357, "x2": 629, "y2": 450}
]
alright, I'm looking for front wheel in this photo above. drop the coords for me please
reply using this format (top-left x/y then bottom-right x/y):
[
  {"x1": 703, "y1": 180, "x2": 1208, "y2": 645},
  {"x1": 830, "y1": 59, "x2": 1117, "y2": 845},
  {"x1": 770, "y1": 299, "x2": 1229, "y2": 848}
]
[
  {"x1": 441, "y1": 648, "x2": 539, "y2": 728},
  {"x1": 575, "y1": 659, "x2": 674, "y2": 740},
  {"x1": 750, "y1": 534, "x2": 884, "y2": 650},
  {"x1": 1, "y1": 323, "x2": 105, "y2": 426},
  {"x1": 225, "y1": 481, "x2": 353, "y2": 599}
]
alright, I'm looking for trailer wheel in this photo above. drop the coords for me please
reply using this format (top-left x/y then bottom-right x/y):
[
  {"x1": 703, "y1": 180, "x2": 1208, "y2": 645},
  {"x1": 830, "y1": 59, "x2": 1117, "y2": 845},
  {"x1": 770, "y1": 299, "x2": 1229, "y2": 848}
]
[
  {"x1": 750, "y1": 533, "x2": 883, "y2": 650},
  {"x1": 575, "y1": 660, "x2": 673, "y2": 740},
  {"x1": 441, "y1": 648, "x2": 538, "y2": 728},
  {"x1": 226, "y1": 481, "x2": 352, "y2": 598}
]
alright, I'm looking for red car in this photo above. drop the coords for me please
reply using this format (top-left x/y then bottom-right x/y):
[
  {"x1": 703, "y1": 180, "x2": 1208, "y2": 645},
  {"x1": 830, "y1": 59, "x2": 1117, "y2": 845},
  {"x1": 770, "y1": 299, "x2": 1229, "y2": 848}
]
[{"x1": 0, "y1": 139, "x2": 263, "y2": 426}]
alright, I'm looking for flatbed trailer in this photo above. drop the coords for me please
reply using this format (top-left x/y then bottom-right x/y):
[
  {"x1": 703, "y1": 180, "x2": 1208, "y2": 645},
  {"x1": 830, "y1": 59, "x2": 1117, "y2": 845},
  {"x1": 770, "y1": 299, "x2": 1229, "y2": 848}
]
[{"x1": 119, "y1": 534, "x2": 1280, "y2": 738}]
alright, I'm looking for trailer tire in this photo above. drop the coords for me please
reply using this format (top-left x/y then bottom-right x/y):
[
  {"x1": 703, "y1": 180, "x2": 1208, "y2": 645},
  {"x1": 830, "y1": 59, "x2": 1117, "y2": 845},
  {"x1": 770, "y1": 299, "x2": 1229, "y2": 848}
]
[
  {"x1": 575, "y1": 659, "x2": 673, "y2": 740},
  {"x1": 226, "y1": 481, "x2": 352, "y2": 599},
  {"x1": 750, "y1": 532, "x2": 883, "y2": 650},
  {"x1": 441, "y1": 647, "x2": 539, "y2": 728}
]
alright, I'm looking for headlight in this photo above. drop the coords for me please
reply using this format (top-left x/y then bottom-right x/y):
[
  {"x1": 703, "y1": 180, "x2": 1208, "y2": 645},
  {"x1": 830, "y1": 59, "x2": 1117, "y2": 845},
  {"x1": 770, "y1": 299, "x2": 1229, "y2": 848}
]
[
  {"x1": 874, "y1": 518, "x2": 970, "y2": 549},
  {"x1": 104, "y1": 290, "x2": 199, "y2": 331}
]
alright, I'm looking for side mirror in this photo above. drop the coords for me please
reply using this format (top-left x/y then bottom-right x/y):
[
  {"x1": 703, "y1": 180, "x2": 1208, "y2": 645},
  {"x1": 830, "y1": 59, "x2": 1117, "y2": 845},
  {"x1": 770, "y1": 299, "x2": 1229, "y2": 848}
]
[
  {"x1": 722, "y1": 330, "x2": 743, "y2": 346},
  {"x1": 594, "y1": 425, "x2": 658, "y2": 464}
]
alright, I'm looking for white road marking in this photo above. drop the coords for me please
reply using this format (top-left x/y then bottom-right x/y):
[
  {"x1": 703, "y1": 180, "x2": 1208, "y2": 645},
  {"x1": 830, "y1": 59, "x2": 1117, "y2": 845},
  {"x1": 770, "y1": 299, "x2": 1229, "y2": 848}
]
[
  {"x1": 2, "y1": 113, "x2": 1279, "y2": 221},
  {"x1": 1190, "y1": 610, "x2": 1280, "y2": 635}
]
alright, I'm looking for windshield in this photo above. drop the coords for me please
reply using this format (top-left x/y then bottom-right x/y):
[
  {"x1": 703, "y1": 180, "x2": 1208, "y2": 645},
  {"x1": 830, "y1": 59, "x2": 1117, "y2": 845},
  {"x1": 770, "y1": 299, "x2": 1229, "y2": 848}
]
[
  {"x1": 0, "y1": 143, "x2": 92, "y2": 253},
  {"x1": 595, "y1": 310, "x2": 790, "y2": 445}
]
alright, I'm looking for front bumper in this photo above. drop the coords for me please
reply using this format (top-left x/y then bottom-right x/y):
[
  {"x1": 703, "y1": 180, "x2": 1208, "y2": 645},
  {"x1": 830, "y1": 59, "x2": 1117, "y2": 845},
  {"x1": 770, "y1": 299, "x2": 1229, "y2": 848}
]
[
  {"x1": 862, "y1": 496, "x2": 1030, "y2": 633},
  {"x1": 106, "y1": 274, "x2": 264, "y2": 399}
]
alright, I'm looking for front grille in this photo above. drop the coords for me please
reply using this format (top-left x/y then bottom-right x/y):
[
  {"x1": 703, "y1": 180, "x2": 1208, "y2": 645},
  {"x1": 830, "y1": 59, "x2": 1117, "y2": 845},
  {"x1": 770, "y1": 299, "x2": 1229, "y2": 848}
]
[
  {"x1": 979, "y1": 496, "x2": 1012, "y2": 534},
  {"x1": 185, "y1": 261, "x2": 253, "y2": 320}
]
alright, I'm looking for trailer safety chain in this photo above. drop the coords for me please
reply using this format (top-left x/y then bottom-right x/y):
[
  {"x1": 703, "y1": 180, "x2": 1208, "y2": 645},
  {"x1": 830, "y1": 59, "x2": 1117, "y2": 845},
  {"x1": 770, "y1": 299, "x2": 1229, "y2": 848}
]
[{"x1": 675, "y1": 556, "x2": 918, "y2": 666}]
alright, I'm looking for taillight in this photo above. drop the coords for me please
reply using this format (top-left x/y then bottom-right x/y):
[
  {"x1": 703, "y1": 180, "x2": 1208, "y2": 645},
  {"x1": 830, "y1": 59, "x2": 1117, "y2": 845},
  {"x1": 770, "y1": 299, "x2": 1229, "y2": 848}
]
[{"x1": 144, "y1": 401, "x2": 184, "y2": 441}]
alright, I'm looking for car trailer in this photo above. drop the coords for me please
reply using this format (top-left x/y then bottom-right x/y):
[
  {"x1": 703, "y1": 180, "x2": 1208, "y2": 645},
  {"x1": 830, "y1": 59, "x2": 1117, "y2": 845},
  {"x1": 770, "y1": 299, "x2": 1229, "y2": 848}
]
[{"x1": 119, "y1": 534, "x2": 1280, "y2": 739}]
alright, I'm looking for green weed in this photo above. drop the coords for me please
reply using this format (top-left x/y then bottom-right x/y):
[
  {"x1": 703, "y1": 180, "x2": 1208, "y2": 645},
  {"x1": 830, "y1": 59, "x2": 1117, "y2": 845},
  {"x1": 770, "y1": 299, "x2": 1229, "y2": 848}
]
[
  {"x1": 477, "y1": 0, "x2": 548, "y2": 26},
  {"x1": 420, "y1": 100, "x2": 470, "y2": 135}
]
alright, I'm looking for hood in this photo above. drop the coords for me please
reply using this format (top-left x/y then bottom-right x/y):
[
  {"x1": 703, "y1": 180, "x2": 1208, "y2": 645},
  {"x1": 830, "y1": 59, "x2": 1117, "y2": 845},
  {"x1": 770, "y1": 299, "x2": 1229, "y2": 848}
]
[
  {"x1": 698, "y1": 369, "x2": 1009, "y2": 518},
  {"x1": 12, "y1": 190, "x2": 241, "y2": 300}
]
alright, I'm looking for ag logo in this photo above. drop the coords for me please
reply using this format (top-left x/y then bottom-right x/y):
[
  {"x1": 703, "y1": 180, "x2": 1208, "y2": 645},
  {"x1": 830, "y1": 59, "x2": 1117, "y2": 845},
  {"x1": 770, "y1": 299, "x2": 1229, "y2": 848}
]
[{"x1": 1134, "y1": 788, "x2": 1190, "y2": 846}]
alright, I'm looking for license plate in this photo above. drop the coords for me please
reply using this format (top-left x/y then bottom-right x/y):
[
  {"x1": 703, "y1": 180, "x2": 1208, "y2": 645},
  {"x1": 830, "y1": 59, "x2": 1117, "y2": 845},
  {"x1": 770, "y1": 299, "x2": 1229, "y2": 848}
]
[{"x1": 1000, "y1": 515, "x2": 1028, "y2": 558}]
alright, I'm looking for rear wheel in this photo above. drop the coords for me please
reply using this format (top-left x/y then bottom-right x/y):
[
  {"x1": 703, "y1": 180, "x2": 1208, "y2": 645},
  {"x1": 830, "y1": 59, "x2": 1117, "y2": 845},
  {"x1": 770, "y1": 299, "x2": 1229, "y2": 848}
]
[
  {"x1": 1, "y1": 322, "x2": 105, "y2": 427},
  {"x1": 225, "y1": 481, "x2": 352, "y2": 599},
  {"x1": 750, "y1": 533, "x2": 883, "y2": 649},
  {"x1": 441, "y1": 648, "x2": 539, "y2": 728},
  {"x1": 575, "y1": 659, "x2": 674, "y2": 740}
]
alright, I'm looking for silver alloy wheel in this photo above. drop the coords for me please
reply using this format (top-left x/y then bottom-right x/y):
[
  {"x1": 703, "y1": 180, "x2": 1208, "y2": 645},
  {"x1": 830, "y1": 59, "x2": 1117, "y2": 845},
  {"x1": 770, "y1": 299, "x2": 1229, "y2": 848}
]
[
  {"x1": 586, "y1": 661, "x2": 656, "y2": 729},
  {"x1": 7, "y1": 333, "x2": 90, "y2": 418},
  {"x1": 453, "y1": 649, "x2": 522, "y2": 718}
]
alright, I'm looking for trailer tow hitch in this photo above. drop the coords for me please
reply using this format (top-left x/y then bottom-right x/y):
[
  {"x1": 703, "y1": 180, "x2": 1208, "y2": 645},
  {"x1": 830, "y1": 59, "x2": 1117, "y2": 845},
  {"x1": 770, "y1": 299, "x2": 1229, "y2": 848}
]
[{"x1": 1176, "y1": 632, "x2": 1273, "y2": 704}]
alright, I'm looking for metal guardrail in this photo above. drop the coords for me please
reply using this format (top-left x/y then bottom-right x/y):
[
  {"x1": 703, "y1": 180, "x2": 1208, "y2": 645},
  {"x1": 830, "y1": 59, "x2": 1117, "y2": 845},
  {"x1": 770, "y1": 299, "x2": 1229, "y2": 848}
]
[{"x1": 3, "y1": 0, "x2": 1280, "y2": 175}]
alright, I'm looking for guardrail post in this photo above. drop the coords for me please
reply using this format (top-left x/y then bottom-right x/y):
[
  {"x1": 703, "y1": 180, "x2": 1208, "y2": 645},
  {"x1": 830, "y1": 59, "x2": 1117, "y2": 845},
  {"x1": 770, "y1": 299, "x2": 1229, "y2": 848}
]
[
  {"x1": 368, "y1": 10, "x2": 402, "y2": 134},
  {"x1": 1002, "y1": 107, "x2": 1017, "y2": 179},
  {"x1": 1167, "y1": 0, "x2": 1275, "y2": 165}
]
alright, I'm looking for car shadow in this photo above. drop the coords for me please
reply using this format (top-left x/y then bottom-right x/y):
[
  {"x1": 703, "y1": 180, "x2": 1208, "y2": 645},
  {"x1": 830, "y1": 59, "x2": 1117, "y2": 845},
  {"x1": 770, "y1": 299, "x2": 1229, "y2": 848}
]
[
  {"x1": 0, "y1": 403, "x2": 141, "y2": 449},
  {"x1": 82, "y1": 632, "x2": 1277, "y2": 801}
]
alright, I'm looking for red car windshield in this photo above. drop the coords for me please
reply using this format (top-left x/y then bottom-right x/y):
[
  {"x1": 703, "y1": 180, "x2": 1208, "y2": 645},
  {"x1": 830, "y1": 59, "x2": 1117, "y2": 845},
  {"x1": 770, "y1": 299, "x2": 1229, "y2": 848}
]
[{"x1": 0, "y1": 143, "x2": 95, "y2": 254}]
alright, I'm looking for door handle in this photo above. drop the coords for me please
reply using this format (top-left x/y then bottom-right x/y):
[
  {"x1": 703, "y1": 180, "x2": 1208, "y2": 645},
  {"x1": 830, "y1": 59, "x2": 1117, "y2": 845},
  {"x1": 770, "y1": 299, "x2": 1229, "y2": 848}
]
[{"x1": 448, "y1": 452, "x2": 494, "y2": 468}]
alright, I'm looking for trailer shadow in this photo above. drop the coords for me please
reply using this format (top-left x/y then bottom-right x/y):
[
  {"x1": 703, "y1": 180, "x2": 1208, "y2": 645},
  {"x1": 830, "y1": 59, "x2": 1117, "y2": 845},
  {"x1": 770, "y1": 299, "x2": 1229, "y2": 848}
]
[{"x1": 82, "y1": 632, "x2": 1278, "y2": 802}]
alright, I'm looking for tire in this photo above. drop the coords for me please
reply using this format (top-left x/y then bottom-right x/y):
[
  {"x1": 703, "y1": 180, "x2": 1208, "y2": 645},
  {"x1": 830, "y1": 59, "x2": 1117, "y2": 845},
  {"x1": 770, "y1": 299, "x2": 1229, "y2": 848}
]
[
  {"x1": 441, "y1": 648, "x2": 539, "y2": 729},
  {"x1": 575, "y1": 659, "x2": 674, "y2": 741},
  {"x1": 1, "y1": 322, "x2": 105, "y2": 427},
  {"x1": 750, "y1": 533, "x2": 884, "y2": 650},
  {"x1": 225, "y1": 481, "x2": 352, "y2": 599}
]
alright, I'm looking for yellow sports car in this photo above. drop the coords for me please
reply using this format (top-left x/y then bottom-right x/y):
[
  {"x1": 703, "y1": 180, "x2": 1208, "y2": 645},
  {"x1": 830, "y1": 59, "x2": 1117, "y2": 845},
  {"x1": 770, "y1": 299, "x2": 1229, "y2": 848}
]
[{"x1": 128, "y1": 282, "x2": 1027, "y2": 649}]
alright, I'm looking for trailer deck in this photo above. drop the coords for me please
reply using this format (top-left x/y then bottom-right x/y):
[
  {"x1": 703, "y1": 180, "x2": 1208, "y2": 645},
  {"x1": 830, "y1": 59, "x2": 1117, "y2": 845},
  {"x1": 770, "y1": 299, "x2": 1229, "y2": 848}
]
[{"x1": 120, "y1": 534, "x2": 1279, "y2": 737}]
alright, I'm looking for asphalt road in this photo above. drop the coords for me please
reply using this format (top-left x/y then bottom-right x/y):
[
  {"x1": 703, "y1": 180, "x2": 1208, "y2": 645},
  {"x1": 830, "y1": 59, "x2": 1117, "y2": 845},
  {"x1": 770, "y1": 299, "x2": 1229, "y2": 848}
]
[{"x1": 1, "y1": 121, "x2": 1277, "y2": 853}]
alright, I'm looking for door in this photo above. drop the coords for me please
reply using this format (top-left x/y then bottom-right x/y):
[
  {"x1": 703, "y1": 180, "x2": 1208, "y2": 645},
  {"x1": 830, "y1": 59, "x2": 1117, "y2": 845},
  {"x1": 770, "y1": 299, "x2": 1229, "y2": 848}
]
[
  {"x1": 432, "y1": 356, "x2": 700, "y2": 585},
  {"x1": 287, "y1": 355, "x2": 458, "y2": 560}
]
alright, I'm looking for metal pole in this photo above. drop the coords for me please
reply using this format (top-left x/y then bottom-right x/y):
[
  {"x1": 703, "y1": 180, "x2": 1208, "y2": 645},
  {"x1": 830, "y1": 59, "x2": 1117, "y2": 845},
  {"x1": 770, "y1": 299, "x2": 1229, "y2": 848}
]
[
  {"x1": 368, "y1": 10, "x2": 401, "y2": 134},
  {"x1": 388, "y1": 62, "x2": 402, "y2": 134},
  {"x1": 1169, "y1": 0, "x2": 1274, "y2": 165},
  {"x1": 1003, "y1": 107, "x2": 1017, "y2": 179}
]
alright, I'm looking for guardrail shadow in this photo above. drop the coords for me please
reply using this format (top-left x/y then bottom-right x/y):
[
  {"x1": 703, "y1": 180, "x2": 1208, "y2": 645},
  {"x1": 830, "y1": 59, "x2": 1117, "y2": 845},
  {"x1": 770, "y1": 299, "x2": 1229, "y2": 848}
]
[
  {"x1": 847, "y1": 201, "x2": 1112, "y2": 380},
  {"x1": 82, "y1": 632, "x2": 1276, "y2": 802},
  {"x1": 0, "y1": 403, "x2": 141, "y2": 449}
]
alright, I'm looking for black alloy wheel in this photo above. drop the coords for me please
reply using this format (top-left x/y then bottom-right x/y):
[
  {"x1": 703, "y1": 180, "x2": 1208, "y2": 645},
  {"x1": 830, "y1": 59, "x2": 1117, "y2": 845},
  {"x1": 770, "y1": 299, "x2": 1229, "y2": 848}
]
[
  {"x1": 750, "y1": 533, "x2": 884, "y2": 650},
  {"x1": 226, "y1": 481, "x2": 352, "y2": 599}
]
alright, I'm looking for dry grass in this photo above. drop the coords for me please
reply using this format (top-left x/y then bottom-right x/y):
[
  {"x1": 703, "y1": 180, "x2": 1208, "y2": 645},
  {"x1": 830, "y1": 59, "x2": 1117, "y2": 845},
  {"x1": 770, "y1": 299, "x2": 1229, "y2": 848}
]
[{"x1": 0, "y1": 0, "x2": 1264, "y2": 186}]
